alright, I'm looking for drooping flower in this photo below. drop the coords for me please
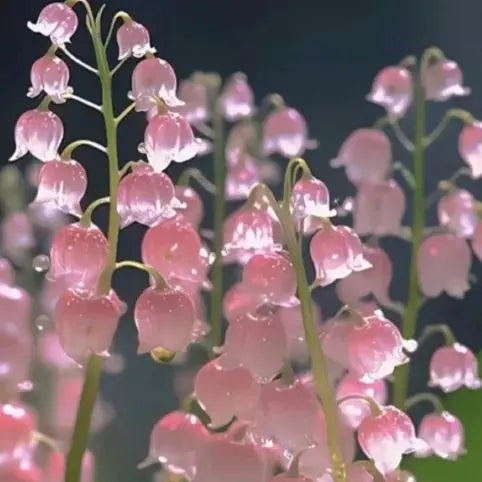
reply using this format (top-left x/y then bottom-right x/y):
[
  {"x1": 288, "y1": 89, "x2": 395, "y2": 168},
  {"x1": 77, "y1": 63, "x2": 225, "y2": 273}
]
[
  {"x1": 222, "y1": 282, "x2": 262, "y2": 323},
  {"x1": 220, "y1": 73, "x2": 254, "y2": 121},
  {"x1": 366, "y1": 66, "x2": 413, "y2": 117},
  {"x1": 142, "y1": 112, "x2": 199, "y2": 172},
  {"x1": 437, "y1": 189, "x2": 478, "y2": 238},
  {"x1": 225, "y1": 122, "x2": 256, "y2": 168},
  {"x1": 129, "y1": 57, "x2": 183, "y2": 111},
  {"x1": 429, "y1": 343, "x2": 482, "y2": 392},
  {"x1": 417, "y1": 234, "x2": 472, "y2": 298},
  {"x1": 422, "y1": 58, "x2": 470, "y2": 101},
  {"x1": 173, "y1": 185, "x2": 203, "y2": 227},
  {"x1": 10, "y1": 109, "x2": 64, "y2": 162},
  {"x1": 32, "y1": 159, "x2": 87, "y2": 216},
  {"x1": 27, "y1": 2, "x2": 78, "y2": 45},
  {"x1": 458, "y1": 121, "x2": 482, "y2": 178},
  {"x1": 173, "y1": 79, "x2": 209, "y2": 124},
  {"x1": 44, "y1": 450, "x2": 94, "y2": 482},
  {"x1": 263, "y1": 107, "x2": 308, "y2": 158},
  {"x1": 1, "y1": 213, "x2": 35, "y2": 263},
  {"x1": 416, "y1": 411, "x2": 465, "y2": 460},
  {"x1": 116, "y1": 20, "x2": 155, "y2": 60},
  {"x1": 28, "y1": 55, "x2": 71, "y2": 103},
  {"x1": 226, "y1": 154, "x2": 260, "y2": 201}
]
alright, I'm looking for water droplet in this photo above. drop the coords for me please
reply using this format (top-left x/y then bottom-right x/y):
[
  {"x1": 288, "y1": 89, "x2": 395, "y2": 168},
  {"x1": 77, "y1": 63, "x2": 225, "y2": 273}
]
[
  {"x1": 35, "y1": 314, "x2": 52, "y2": 332},
  {"x1": 33, "y1": 254, "x2": 50, "y2": 273}
]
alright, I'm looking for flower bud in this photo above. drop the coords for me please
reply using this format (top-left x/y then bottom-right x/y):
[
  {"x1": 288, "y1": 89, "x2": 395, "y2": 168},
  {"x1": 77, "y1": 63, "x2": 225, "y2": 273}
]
[
  {"x1": 220, "y1": 73, "x2": 254, "y2": 121},
  {"x1": 422, "y1": 58, "x2": 470, "y2": 101},
  {"x1": 116, "y1": 20, "x2": 155, "y2": 60},
  {"x1": 437, "y1": 189, "x2": 477, "y2": 238},
  {"x1": 174, "y1": 185, "x2": 203, "y2": 227},
  {"x1": 458, "y1": 121, "x2": 482, "y2": 178},
  {"x1": 173, "y1": 79, "x2": 209, "y2": 124},
  {"x1": 28, "y1": 55, "x2": 71, "y2": 103}
]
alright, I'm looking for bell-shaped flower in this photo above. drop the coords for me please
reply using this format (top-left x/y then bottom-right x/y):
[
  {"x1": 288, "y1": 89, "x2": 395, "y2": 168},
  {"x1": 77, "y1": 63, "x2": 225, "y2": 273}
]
[
  {"x1": 226, "y1": 154, "x2": 260, "y2": 201},
  {"x1": 49, "y1": 222, "x2": 108, "y2": 295},
  {"x1": 422, "y1": 58, "x2": 470, "y2": 101},
  {"x1": 142, "y1": 216, "x2": 203, "y2": 283},
  {"x1": 117, "y1": 162, "x2": 178, "y2": 227},
  {"x1": 242, "y1": 252, "x2": 298, "y2": 307},
  {"x1": 347, "y1": 313, "x2": 417, "y2": 382},
  {"x1": 129, "y1": 57, "x2": 183, "y2": 111},
  {"x1": 353, "y1": 180, "x2": 405, "y2": 236},
  {"x1": 142, "y1": 112, "x2": 199, "y2": 172},
  {"x1": 194, "y1": 359, "x2": 260, "y2": 428},
  {"x1": 116, "y1": 20, "x2": 155, "y2": 60},
  {"x1": 173, "y1": 185, "x2": 203, "y2": 227},
  {"x1": 336, "y1": 374, "x2": 388, "y2": 429},
  {"x1": 27, "y1": 2, "x2": 78, "y2": 45},
  {"x1": 429, "y1": 342, "x2": 481, "y2": 392},
  {"x1": 331, "y1": 128, "x2": 391, "y2": 184},
  {"x1": 28, "y1": 55, "x2": 71, "y2": 103},
  {"x1": 310, "y1": 224, "x2": 371, "y2": 286},
  {"x1": 222, "y1": 282, "x2": 262, "y2": 323},
  {"x1": 134, "y1": 286, "x2": 196, "y2": 356},
  {"x1": 140, "y1": 411, "x2": 210, "y2": 478},
  {"x1": 54, "y1": 289, "x2": 124, "y2": 364},
  {"x1": 1, "y1": 213, "x2": 35, "y2": 263},
  {"x1": 263, "y1": 107, "x2": 308, "y2": 158},
  {"x1": 437, "y1": 189, "x2": 477, "y2": 238},
  {"x1": 10, "y1": 109, "x2": 64, "y2": 162},
  {"x1": 173, "y1": 79, "x2": 209, "y2": 124},
  {"x1": 417, "y1": 234, "x2": 472, "y2": 298},
  {"x1": 416, "y1": 411, "x2": 465, "y2": 460},
  {"x1": 458, "y1": 121, "x2": 482, "y2": 178},
  {"x1": 220, "y1": 73, "x2": 254, "y2": 121},
  {"x1": 44, "y1": 450, "x2": 94, "y2": 482},
  {"x1": 32, "y1": 159, "x2": 87, "y2": 217},
  {"x1": 472, "y1": 221, "x2": 482, "y2": 260},
  {"x1": 358, "y1": 405, "x2": 425, "y2": 475},
  {"x1": 367, "y1": 66, "x2": 413, "y2": 117},
  {"x1": 0, "y1": 460, "x2": 42, "y2": 482},
  {"x1": 220, "y1": 310, "x2": 288, "y2": 383},
  {"x1": 225, "y1": 122, "x2": 256, "y2": 168}
]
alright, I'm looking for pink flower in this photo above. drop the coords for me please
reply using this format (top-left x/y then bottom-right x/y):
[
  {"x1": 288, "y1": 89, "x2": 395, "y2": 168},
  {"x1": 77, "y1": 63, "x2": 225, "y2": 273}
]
[
  {"x1": 32, "y1": 159, "x2": 87, "y2": 216},
  {"x1": 129, "y1": 57, "x2": 183, "y2": 111},
  {"x1": 0, "y1": 258, "x2": 14, "y2": 286},
  {"x1": 37, "y1": 331, "x2": 75, "y2": 372},
  {"x1": 0, "y1": 460, "x2": 41, "y2": 482},
  {"x1": 263, "y1": 107, "x2": 308, "y2": 157},
  {"x1": 367, "y1": 66, "x2": 413, "y2": 117},
  {"x1": 353, "y1": 180, "x2": 405, "y2": 236},
  {"x1": 173, "y1": 79, "x2": 209, "y2": 124},
  {"x1": 28, "y1": 55, "x2": 71, "y2": 103},
  {"x1": 10, "y1": 109, "x2": 64, "y2": 162},
  {"x1": 174, "y1": 185, "x2": 204, "y2": 227},
  {"x1": 1, "y1": 213, "x2": 35, "y2": 263},
  {"x1": 54, "y1": 289, "x2": 123, "y2": 363},
  {"x1": 416, "y1": 411, "x2": 465, "y2": 460},
  {"x1": 0, "y1": 283, "x2": 32, "y2": 332},
  {"x1": 429, "y1": 343, "x2": 482, "y2": 392},
  {"x1": 422, "y1": 58, "x2": 470, "y2": 101},
  {"x1": 438, "y1": 189, "x2": 477, "y2": 238},
  {"x1": 331, "y1": 128, "x2": 391, "y2": 184},
  {"x1": 116, "y1": 20, "x2": 155, "y2": 60},
  {"x1": 358, "y1": 405, "x2": 424, "y2": 475},
  {"x1": 44, "y1": 450, "x2": 94, "y2": 482},
  {"x1": 220, "y1": 73, "x2": 254, "y2": 121},
  {"x1": 143, "y1": 112, "x2": 199, "y2": 172},
  {"x1": 222, "y1": 282, "x2": 262, "y2": 323},
  {"x1": 49, "y1": 222, "x2": 108, "y2": 295},
  {"x1": 194, "y1": 359, "x2": 260, "y2": 428},
  {"x1": 117, "y1": 162, "x2": 178, "y2": 227},
  {"x1": 225, "y1": 122, "x2": 256, "y2": 168},
  {"x1": 27, "y1": 3, "x2": 78, "y2": 45},
  {"x1": 472, "y1": 221, "x2": 482, "y2": 260},
  {"x1": 417, "y1": 234, "x2": 472, "y2": 298},
  {"x1": 458, "y1": 121, "x2": 482, "y2": 178},
  {"x1": 134, "y1": 286, "x2": 196, "y2": 355},
  {"x1": 226, "y1": 155, "x2": 260, "y2": 201}
]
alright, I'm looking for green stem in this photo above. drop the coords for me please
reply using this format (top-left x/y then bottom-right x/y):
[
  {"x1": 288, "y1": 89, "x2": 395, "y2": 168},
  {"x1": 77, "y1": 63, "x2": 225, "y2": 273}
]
[
  {"x1": 115, "y1": 260, "x2": 166, "y2": 289},
  {"x1": 208, "y1": 98, "x2": 225, "y2": 350},
  {"x1": 405, "y1": 392, "x2": 445, "y2": 413},
  {"x1": 61, "y1": 139, "x2": 107, "y2": 159},
  {"x1": 65, "y1": 9, "x2": 122, "y2": 482},
  {"x1": 393, "y1": 72, "x2": 426, "y2": 410}
]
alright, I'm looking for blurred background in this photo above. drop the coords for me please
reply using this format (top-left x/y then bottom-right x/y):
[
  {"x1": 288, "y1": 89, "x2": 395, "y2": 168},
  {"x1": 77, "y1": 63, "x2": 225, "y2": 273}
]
[{"x1": 1, "y1": 0, "x2": 482, "y2": 480}]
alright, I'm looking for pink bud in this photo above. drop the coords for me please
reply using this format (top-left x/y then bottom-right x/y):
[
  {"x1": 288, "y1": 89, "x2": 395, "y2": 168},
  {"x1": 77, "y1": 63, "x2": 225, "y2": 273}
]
[
  {"x1": 44, "y1": 450, "x2": 94, "y2": 482},
  {"x1": 32, "y1": 159, "x2": 87, "y2": 217},
  {"x1": 1, "y1": 213, "x2": 35, "y2": 262},
  {"x1": 226, "y1": 155, "x2": 260, "y2": 201},
  {"x1": 194, "y1": 359, "x2": 261, "y2": 428},
  {"x1": 458, "y1": 121, "x2": 482, "y2": 178},
  {"x1": 437, "y1": 189, "x2": 477, "y2": 238},
  {"x1": 225, "y1": 122, "x2": 256, "y2": 168},
  {"x1": 242, "y1": 253, "x2": 298, "y2": 307},
  {"x1": 129, "y1": 57, "x2": 183, "y2": 111},
  {"x1": 422, "y1": 59, "x2": 470, "y2": 101},
  {"x1": 358, "y1": 405, "x2": 424, "y2": 475},
  {"x1": 28, "y1": 55, "x2": 71, "y2": 103},
  {"x1": 116, "y1": 20, "x2": 155, "y2": 60},
  {"x1": 0, "y1": 258, "x2": 14, "y2": 285},
  {"x1": 27, "y1": 3, "x2": 78, "y2": 45},
  {"x1": 117, "y1": 162, "x2": 177, "y2": 227},
  {"x1": 336, "y1": 374, "x2": 388, "y2": 429},
  {"x1": 0, "y1": 402, "x2": 36, "y2": 458},
  {"x1": 367, "y1": 66, "x2": 413, "y2": 117},
  {"x1": 347, "y1": 314, "x2": 416, "y2": 382},
  {"x1": 142, "y1": 216, "x2": 203, "y2": 282},
  {"x1": 10, "y1": 109, "x2": 64, "y2": 162},
  {"x1": 0, "y1": 461, "x2": 41, "y2": 482},
  {"x1": 143, "y1": 112, "x2": 198, "y2": 172},
  {"x1": 220, "y1": 73, "x2": 254, "y2": 121},
  {"x1": 173, "y1": 79, "x2": 209, "y2": 124},
  {"x1": 429, "y1": 342, "x2": 481, "y2": 392},
  {"x1": 310, "y1": 225, "x2": 370, "y2": 286},
  {"x1": 417, "y1": 234, "x2": 472, "y2": 298},
  {"x1": 332, "y1": 128, "x2": 391, "y2": 184},
  {"x1": 472, "y1": 221, "x2": 482, "y2": 260},
  {"x1": 416, "y1": 411, "x2": 465, "y2": 460},
  {"x1": 49, "y1": 222, "x2": 108, "y2": 296},
  {"x1": 263, "y1": 107, "x2": 308, "y2": 158},
  {"x1": 54, "y1": 289, "x2": 123, "y2": 363},
  {"x1": 353, "y1": 180, "x2": 405, "y2": 236},
  {"x1": 174, "y1": 186, "x2": 204, "y2": 228},
  {"x1": 223, "y1": 282, "x2": 262, "y2": 323},
  {"x1": 141, "y1": 411, "x2": 210, "y2": 477}
]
